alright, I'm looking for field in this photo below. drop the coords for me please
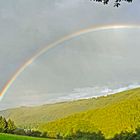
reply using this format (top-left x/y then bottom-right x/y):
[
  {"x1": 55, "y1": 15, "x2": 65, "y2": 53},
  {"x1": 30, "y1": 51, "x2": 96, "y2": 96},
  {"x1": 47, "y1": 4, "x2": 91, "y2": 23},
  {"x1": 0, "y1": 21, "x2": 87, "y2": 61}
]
[{"x1": 0, "y1": 133, "x2": 53, "y2": 140}]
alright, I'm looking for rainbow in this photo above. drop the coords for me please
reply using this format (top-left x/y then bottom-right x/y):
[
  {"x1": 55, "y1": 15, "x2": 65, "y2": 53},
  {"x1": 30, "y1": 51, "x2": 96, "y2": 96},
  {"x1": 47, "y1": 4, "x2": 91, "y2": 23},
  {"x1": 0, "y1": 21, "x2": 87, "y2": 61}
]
[{"x1": 0, "y1": 24, "x2": 140, "y2": 100}]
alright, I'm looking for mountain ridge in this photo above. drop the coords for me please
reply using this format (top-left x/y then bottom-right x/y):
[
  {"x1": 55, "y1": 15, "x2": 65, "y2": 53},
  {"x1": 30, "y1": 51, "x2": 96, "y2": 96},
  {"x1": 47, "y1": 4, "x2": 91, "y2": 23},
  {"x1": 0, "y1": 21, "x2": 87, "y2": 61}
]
[{"x1": 0, "y1": 88, "x2": 140, "y2": 130}]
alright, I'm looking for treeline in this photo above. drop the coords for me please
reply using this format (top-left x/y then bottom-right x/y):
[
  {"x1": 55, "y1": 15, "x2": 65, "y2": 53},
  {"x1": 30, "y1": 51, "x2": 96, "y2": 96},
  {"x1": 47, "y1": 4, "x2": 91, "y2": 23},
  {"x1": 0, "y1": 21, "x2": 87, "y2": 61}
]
[
  {"x1": 40, "y1": 127, "x2": 140, "y2": 140},
  {"x1": 0, "y1": 116, "x2": 16, "y2": 133},
  {"x1": 112, "y1": 127, "x2": 140, "y2": 140},
  {"x1": 2, "y1": 115, "x2": 140, "y2": 139},
  {"x1": 24, "y1": 127, "x2": 140, "y2": 140},
  {"x1": 64, "y1": 131, "x2": 105, "y2": 140},
  {"x1": 0, "y1": 116, "x2": 44, "y2": 138}
]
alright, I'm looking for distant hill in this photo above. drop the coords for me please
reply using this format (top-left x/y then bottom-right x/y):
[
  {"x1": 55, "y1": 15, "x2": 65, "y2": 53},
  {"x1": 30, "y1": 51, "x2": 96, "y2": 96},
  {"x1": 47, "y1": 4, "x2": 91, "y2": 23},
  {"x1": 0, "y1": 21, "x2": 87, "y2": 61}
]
[
  {"x1": 38, "y1": 88, "x2": 140, "y2": 138},
  {"x1": 1, "y1": 88, "x2": 140, "y2": 137},
  {"x1": 0, "y1": 88, "x2": 136, "y2": 128}
]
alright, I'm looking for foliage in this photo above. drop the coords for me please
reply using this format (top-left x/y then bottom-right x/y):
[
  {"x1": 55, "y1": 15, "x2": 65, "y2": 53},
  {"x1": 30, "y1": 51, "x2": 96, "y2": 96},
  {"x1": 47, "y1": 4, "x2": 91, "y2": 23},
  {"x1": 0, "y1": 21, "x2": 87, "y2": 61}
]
[
  {"x1": 0, "y1": 116, "x2": 16, "y2": 133},
  {"x1": 7, "y1": 119, "x2": 16, "y2": 133},
  {"x1": 0, "y1": 116, "x2": 7, "y2": 133},
  {"x1": 13, "y1": 128, "x2": 26, "y2": 135},
  {"x1": 112, "y1": 127, "x2": 140, "y2": 140},
  {"x1": 90, "y1": 0, "x2": 133, "y2": 7},
  {"x1": 66, "y1": 128, "x2": 140, "y2": 140},
  {"x1": 64, "y1": 131, "x2": 105, "y2": 140},
  {"x1": 39, "y1": 88, "x2": 140, "y2": 139},
  {"x1": 0, "y1": 116, "x2": 48, "y2": 139}
]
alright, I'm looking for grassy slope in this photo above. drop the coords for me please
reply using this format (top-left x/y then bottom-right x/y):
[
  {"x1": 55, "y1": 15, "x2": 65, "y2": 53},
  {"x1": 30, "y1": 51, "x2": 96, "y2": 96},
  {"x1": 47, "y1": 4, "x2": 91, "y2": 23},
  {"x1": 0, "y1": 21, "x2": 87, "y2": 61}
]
[
  {"x1": 39, "y1": 88, "x2": 140, "y2": 138},
  {"x1": 1, "y1": 88, "x2": 140, "y2": 128},
  {"x1": 0, "y1": 133, "x2": 53, "y2": 140}
]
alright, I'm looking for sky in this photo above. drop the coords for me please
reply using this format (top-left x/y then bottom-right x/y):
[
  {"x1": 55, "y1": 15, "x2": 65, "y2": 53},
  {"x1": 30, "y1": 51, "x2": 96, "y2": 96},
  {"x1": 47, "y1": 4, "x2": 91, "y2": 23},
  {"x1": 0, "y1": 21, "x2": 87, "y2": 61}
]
[{"x1": 0, "y1": 0, "x2": 140, "y2": 110}]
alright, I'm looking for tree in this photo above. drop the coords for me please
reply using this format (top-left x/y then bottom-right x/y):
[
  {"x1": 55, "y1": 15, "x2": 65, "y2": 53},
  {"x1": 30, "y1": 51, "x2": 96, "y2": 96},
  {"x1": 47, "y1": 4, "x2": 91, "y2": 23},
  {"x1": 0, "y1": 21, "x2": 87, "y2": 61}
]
[
  {"x1": 13, "y1": 128, "x2": 26, "y2": 135},
  {"x1": 64, "y1": 130, "x2": 105, "y2": 140},
  {"x1": 40, "y1": 132, "x2": 48, "y2": 138},
  {"x1": 0, "y1": 116, "x2": 7, "y2": 133},
  {"x1": 25, "y1": 129, "x2": 32, "y2": 136},
  {"x1": 7, "y1": 119, "x2": 16, "y2": 133},
  {"x1": 90, "y1": 0, "x2": 133, "y2": 7},
  {"x1": 30, "y1": 130, "x2": 42, "y2": 137}
]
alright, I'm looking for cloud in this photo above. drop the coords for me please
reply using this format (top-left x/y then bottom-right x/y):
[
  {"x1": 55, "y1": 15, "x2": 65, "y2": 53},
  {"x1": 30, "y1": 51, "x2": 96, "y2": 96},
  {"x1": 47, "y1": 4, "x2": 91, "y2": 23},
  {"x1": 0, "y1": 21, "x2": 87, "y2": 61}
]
[
  {"x1": 0, "y1": 82, "x2": 140, "y2": 110},
  {"x1": 46, "y1": 83, "x2": 140, "y2": 103}
]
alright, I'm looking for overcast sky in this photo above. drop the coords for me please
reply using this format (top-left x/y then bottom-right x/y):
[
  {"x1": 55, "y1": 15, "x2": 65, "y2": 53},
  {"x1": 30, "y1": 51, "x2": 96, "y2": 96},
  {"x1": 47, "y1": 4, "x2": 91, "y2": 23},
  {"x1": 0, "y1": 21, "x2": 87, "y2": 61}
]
[{"x1": 0, "y1": 0, "x2": 140, "y2": 110}]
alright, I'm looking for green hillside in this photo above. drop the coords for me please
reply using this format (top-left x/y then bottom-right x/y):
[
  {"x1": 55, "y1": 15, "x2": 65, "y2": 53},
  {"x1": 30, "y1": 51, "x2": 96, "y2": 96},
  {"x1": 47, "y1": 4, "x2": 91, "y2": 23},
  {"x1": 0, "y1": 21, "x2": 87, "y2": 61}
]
[
  {"x1": 0, "y1": 133, "x2": 53, "y2": 140},
  {"x1": 38, "y1": 88, "x2": 140, "y2": 139},
  {"x1": 1, "y1": 88, "x2": 140, "y2": 129}
]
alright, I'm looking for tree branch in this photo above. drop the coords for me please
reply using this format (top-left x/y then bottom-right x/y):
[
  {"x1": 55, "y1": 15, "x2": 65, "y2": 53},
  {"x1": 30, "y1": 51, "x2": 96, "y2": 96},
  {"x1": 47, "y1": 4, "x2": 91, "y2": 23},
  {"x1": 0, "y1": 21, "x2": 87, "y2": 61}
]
[{"x1": 90, "y1": 0, "x2": 133, "y2": 7}]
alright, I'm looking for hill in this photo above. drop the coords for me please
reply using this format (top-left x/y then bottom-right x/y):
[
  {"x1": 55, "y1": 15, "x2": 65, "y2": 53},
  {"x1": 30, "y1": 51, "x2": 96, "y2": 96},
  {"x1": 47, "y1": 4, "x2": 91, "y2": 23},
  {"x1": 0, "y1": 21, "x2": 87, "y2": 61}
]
[
  {"x1": 0, "y1": 88, "x2": 140, "y2": 131},
  {"x1": 38, "y1": 88, "x2": 140, "y2": 139}
]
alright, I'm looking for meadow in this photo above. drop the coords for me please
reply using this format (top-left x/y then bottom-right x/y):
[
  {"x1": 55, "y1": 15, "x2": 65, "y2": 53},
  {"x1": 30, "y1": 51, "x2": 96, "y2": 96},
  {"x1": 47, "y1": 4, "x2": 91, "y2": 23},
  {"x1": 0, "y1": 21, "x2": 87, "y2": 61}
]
[{"x1": 0, "y1": 133, "x2": 53, "y2": 140}]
